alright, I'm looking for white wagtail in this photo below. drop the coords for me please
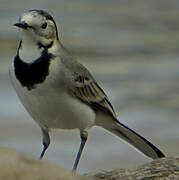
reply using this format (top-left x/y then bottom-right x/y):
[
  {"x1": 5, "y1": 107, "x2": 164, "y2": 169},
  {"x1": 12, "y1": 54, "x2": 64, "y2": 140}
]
[{"x1": 10, "y1": 9, "x2": 165, "y2": 171}]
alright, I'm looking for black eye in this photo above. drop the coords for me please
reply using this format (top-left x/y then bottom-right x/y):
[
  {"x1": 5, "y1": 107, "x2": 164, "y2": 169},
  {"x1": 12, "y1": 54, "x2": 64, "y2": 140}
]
[{"x1": 41, "y1": 22, "x2": 47, "y2": 29}]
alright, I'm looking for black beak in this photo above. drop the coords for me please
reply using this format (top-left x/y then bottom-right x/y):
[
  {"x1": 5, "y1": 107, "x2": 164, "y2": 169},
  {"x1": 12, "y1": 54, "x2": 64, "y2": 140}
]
[{"x1": 14, "y1": 22, "x2": 31, "y2": 29}]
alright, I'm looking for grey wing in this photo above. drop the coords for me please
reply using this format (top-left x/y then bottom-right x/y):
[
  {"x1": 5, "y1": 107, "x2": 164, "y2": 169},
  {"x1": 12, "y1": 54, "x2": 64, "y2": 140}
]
[
  {"x1": 74, "y1": 76, "x2": 116, "y2": 118},
  {"x1": 61, "y1": 55, "x2": 116, "y2": 118},
  {"x1": 70, "y1": 64, "x2": 116, "y2": 118}
]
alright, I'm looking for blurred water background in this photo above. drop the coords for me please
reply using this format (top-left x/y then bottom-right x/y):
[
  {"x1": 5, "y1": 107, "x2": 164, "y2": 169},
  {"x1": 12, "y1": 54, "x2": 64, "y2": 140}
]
[{"x1": 0, "y1": 0, "x2": 179, "y2": 174}]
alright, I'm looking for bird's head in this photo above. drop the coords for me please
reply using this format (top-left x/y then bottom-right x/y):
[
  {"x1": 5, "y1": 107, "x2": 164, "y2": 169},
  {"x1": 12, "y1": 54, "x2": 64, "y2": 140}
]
[{"x1": 14, "y1": 9, "x2": 59, "y2": 49}]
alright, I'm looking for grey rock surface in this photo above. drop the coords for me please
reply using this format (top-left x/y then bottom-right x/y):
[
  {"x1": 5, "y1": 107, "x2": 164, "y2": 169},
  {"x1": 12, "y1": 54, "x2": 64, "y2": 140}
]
[{"x1": 92, "y1": 157, "x2": 179, "y2": 180}]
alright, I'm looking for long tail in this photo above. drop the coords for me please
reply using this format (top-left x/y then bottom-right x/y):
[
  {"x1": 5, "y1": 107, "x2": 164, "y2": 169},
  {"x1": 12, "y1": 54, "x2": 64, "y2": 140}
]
[{"x1": 103, "y1": 119, "x2": 165, "y2": 159}]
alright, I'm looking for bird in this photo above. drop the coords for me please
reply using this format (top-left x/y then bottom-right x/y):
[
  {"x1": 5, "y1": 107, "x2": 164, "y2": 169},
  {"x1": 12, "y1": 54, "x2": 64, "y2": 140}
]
[{"x1": 10, "y1": 9, "x2": 165, "y2": 171}]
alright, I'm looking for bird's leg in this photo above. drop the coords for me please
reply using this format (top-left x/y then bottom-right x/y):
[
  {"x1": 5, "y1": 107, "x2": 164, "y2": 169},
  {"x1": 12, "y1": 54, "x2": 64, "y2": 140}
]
[
  {"x1": 40, "y1": 128, "x2": 50, "y2": 159},
  {"x1": 72, "y1": 130, "x2": 88, "y2": 172}
]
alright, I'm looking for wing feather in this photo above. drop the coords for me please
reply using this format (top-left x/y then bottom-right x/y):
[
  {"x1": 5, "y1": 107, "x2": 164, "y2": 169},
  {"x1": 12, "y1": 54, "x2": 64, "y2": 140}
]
[
  {"x1": 61, "y1": 56, "x2": 116, "y2": 118},
  {"x1": 73, "y1": 75, "x2": 116, "y2": 118}
]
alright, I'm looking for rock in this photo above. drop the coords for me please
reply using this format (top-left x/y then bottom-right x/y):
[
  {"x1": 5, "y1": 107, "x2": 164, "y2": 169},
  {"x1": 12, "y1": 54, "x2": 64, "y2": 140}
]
[
  {"x1": 0, "y1": 147, "x2": 179, "y2": 180},
  {"x1": 91, "y1": 157, "x2": 179, "y2": 180},
  {"x1": 0, "y1": 147, "x2": 92, "y2": 180}
]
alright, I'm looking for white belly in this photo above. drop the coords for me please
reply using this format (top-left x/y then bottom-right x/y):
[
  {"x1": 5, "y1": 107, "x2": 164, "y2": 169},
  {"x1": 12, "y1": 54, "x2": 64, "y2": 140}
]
[{"x1": 9, "y1": 63, "x2": 96, "y2": 130}]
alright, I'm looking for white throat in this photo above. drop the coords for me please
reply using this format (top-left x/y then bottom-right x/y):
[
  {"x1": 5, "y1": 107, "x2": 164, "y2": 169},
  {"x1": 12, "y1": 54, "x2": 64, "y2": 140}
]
[{"x1": 19, "y1": 34, "x2": 42, "y2": 63}]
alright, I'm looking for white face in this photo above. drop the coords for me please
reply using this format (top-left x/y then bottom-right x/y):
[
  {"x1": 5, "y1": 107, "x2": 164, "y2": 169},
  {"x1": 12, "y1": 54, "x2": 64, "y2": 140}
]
[{"x1": 15, "y1": 10, "x2": 58, "y2": 46}]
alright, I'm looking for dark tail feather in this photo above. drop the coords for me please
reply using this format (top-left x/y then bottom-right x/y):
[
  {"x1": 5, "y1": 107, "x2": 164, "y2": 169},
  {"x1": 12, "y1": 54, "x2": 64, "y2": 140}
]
[{"x1": 104, "y1": 120, "x2": 165, "y2": 159}]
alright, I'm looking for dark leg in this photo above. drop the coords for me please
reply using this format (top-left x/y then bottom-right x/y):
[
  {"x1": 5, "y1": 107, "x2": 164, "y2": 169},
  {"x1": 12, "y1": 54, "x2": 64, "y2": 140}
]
[
  {"x1": 72, "y1": 130, "x2": 88, "y2": 172},
  {"x1": 40, "y1": 128, "x2": 50, "y2": 159}
]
